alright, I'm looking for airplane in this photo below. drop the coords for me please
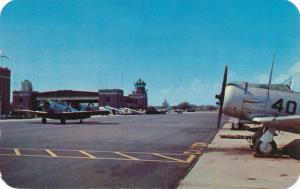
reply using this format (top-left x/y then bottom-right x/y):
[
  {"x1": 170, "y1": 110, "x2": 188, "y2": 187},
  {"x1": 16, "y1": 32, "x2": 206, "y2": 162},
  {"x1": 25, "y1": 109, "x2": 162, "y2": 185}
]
[
  {"x1": 215, "y1": 56, "x2": 300, "y2": 156},
  {"x1": 103, "y1": 106, "x2": 144, "y2": 115},
  {"x1": 14, "y1": 100, "x2": 110, "y2": 124}
]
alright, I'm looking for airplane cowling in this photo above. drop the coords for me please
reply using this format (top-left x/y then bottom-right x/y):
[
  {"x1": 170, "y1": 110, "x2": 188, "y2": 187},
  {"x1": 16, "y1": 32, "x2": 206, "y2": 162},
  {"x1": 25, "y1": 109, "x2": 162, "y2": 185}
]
[{"x1": 43, "y1": 101, "x2": 50, "y2": 111}]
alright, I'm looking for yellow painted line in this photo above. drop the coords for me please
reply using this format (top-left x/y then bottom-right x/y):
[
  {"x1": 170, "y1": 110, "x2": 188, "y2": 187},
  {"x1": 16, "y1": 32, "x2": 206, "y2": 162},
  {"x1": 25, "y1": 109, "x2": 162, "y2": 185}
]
[
  {"x1": 0, "y1": 147, "x2": 187, "y2": 156},
  {"x1": 190, "y1": 142, "x2": 207, "y2": 149},
  {"x1": 79, "y1": 150, "x2": 96, "y2": 159},
  {"x1": 184, "y1": 149, "x2": 202, "y2": 155},
  {"x1": 185, "y1": 155, "x2": 196, "y2": 163},
  {"x1": 14, "y1": 148, "x2": 21, "y2": 156},
  {"x1": 114, "y1": 152, "x2": 139, "y2": 160},
  {"x1": 151, "y1": 153, "x2": 186, "y2": 163},
  {"x1": 45, "y1": 149, "x2": 58, "y2": 157},
  {"x1": 0, "y1": 153, "x2": 190, "y2": 163}
]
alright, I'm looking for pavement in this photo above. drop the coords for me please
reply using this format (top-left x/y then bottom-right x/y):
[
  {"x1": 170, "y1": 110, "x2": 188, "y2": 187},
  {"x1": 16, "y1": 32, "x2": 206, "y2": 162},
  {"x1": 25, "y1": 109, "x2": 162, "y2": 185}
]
[
  {"x1": 178, "y1": 122, "x2": 300, "y2": 189},
  {"x1": 0, "y1": 112, "x2": 220, "y2": 188}
]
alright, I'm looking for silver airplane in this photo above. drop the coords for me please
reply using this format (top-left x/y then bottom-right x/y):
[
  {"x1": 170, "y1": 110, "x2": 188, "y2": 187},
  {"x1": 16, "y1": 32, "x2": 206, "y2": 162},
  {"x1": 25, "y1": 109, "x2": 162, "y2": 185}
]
[
  {"x1": 215, "y1": 60, "x2": 300, "y2": 156},
  {"x1": 14, "y1": 100, "x2": 110, "y2": 124},
  {"x1": 103, "y1": 106, "x2": 144, "y2": 115}
]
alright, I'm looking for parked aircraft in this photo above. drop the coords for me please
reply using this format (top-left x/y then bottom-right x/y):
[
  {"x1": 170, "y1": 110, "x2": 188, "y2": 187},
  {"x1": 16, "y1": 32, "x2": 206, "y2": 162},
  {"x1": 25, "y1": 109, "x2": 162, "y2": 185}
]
[
  {"x1": 14, "y1": 100, "x2": 110, "y2": 124},
  {"x1": 103, "y1": 106, "x2": 144, "y2": 115},
  {"x1": 215, "y1": 58, "x2": 300, "y2": 156}
]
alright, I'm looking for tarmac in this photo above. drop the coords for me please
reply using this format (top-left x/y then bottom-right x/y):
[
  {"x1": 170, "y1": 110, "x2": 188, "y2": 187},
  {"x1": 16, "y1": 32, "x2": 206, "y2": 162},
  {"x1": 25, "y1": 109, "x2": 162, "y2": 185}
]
[
  {"x1": 0, "y1": 112, "x2": 219, "y2": 188},
  {"x1": 178, "y1": 122, "x2": 300, "y2": 189}
]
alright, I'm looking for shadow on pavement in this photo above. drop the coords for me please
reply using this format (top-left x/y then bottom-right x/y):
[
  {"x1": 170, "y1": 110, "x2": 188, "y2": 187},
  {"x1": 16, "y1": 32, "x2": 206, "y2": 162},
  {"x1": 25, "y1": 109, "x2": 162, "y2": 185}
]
[
  {"x1": 27, "y1": 121, "x2": 119, "y2": 125},
  {"x1": 281, "y1": 139, "x2": 300, "y2": 160}
]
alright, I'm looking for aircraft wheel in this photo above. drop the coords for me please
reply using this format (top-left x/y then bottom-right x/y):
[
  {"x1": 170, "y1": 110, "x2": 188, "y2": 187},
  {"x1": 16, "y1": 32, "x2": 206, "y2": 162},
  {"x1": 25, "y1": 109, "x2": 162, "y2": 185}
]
[
  {"x1": 254, "y1": 139, "x2": 277, "y2": 155},
  {"x1": 61, "y1": 118, "x2": 66, "y2": 124},
  {"x1": 42, "y1": 117, "x2": 47, "y2": 124}
]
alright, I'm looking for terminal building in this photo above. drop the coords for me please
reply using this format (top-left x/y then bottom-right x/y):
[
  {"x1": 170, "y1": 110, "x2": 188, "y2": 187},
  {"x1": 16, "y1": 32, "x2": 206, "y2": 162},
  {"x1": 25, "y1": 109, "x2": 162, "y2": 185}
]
[
  {"x1": 0, "y1": 67, "x2": 11, "y2": 115},
  {"x1": 13, "y1": 78, "x2": 148, "y2": 110},
  {"x1": 98, "y1": 78, "x2": 148, "y2": 109}
]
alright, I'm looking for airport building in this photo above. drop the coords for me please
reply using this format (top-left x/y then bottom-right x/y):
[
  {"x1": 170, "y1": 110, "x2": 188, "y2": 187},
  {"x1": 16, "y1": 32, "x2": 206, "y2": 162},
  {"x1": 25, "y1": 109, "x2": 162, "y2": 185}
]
[
  {"x1": 13, "y1": 78, "x2": 148, "y2": 110},
  {"x1": 0, "y1": 67, "x2": 11, "y2": 115},
  {"x1": 98, "y1": 78, "x2": 148, "y2": 109},
  {"x1": 12, "y1": 80, "x2": 38, "y2": 110}
]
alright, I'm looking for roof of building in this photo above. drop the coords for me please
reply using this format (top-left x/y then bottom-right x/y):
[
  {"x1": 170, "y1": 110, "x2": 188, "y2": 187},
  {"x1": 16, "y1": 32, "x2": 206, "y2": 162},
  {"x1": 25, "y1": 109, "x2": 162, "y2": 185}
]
[{"x1": 38, "y1": 90, "x2": 98, "y2": 97}]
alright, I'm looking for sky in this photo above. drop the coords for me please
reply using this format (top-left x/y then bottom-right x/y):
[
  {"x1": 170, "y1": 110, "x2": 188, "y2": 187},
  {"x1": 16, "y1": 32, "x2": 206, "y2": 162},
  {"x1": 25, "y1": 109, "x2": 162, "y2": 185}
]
[{"x1": 1, "y1": 0, "x2": 300, "y2": 106}]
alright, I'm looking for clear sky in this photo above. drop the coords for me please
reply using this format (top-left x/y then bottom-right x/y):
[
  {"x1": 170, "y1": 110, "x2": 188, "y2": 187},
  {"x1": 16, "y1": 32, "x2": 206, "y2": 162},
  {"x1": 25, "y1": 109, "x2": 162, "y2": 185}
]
[{"x1": 1, "y1": 0, "x2": 300, "y2": 106}]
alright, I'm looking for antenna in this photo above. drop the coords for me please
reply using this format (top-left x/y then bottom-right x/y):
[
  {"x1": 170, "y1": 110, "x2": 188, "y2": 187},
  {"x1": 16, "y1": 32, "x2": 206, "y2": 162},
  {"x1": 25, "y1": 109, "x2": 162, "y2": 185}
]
[
  {"x1": 121, "y1": 72, "x2": 124, "y2": 90},
  {"x1": 264, "y1": 53, "x2": 276, "y2": 113},
  {"x1": 267, "y1": 53, "x2": 276, "y2": 99}
]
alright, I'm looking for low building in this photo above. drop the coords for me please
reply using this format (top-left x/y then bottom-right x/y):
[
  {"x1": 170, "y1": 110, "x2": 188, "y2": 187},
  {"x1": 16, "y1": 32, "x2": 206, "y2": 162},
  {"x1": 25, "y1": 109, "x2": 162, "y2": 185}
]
[
  {"x1": 99, "y1": 78, "x2": 148, "y2": 109},
  {"x1": 98, "y1": 89, "x2": 124, "y2": 108},
  {"x1": 12, "y1": 91, "x2": 38, "y2": 110}
]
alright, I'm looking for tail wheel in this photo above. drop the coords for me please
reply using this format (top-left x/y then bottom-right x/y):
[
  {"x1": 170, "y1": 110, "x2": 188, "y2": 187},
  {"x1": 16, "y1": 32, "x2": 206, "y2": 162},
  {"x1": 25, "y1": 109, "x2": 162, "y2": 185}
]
[{"x1": 254, "y1": 139, "x2": 277, "y2": 155}]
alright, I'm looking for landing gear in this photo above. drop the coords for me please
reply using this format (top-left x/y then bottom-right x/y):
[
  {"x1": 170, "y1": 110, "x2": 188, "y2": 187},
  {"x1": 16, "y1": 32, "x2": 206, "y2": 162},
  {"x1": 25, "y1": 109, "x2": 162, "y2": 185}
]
[
  {"x1": 42, "y1": 117, "x2": 47, "y2": 124},
  {"x1": 254, "y1": 139, "x2": 277, "y2": 155},
  {"x1": 80, "y1": 119, "x2": 83, "y2": 124},
  {"x1": 61, "y1": 117, "x2": 66, "y2": 124},
  {"x1": 252, "y1": 127, "x2": 277, "y2": 156}
]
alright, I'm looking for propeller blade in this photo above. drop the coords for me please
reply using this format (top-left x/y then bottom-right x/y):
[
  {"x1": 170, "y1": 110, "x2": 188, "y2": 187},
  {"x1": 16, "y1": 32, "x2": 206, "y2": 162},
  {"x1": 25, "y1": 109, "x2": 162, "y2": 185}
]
[
  {"x1": 216, "y1": 66, "x2": 227, "y2": 128},
  {"x1": 217, "y1": 102, "x2": 223, "y2": 128}
]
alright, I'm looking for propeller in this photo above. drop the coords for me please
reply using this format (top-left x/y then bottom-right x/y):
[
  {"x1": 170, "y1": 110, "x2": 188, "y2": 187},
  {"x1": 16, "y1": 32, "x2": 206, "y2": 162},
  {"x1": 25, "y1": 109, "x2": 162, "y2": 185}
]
[
  {"x1": 43, "y1": 101, "x2": 50, "y2": 111},
  {"x1": 215, "y1": 66, "x2": 228, "y2": 128}
]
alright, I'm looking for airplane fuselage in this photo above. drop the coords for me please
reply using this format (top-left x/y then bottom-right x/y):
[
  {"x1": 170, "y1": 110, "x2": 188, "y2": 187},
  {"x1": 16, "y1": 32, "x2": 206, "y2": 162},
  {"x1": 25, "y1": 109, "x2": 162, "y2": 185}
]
[{"x1": 223, "y1": 83, "x2": 300, "y2": 121}]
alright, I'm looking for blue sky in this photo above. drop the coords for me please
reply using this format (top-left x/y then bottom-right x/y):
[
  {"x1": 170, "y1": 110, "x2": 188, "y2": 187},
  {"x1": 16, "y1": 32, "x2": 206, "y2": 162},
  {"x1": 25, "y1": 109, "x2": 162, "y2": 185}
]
[{"x1": 1, "y1": 0, "x2": 300, "y2": 105}]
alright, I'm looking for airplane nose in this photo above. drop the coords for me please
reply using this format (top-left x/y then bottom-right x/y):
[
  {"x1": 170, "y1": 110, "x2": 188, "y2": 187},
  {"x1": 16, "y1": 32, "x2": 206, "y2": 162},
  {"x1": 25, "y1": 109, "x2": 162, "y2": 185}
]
[
  {"x1": 223, "y1": 86, "x2": 235, "y2": 115},
  {"x1": 222, "y1": 85, "x2": 243, "y2": 117}
]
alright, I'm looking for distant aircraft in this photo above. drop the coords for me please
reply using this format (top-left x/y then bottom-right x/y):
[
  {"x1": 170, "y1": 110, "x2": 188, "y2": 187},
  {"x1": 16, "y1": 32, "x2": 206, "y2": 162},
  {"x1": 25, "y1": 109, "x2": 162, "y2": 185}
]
[
  {"x1": 14, "y1": 100, "x2": 110, "y2": 124},
  {"x1": 103, "y1": 106, "x2": 144, "y2": 115},
  {"x1": 215, "y1": 57, "x2": 300, "y2": 156}
]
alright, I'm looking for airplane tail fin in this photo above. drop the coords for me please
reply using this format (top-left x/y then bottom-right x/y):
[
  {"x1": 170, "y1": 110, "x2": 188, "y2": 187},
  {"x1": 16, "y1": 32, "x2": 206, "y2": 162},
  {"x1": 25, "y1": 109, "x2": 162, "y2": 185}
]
[{"x1": 281, "y1": 76, "x2": 293, "y2": 90}]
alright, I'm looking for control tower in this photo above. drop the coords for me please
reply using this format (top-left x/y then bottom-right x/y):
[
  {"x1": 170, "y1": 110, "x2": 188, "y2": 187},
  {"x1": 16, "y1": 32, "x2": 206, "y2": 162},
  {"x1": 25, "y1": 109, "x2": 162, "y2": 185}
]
[{"x1": 129, "y1": 78, "x2": 148, "y2": 109}]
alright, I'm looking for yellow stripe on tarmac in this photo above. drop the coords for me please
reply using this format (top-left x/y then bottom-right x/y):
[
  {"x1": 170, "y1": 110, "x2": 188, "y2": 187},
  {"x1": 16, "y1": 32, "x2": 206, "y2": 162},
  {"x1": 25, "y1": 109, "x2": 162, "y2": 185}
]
[
  {"x1": 185, "y1": 155, "x2": 196, "y2": 163},
  {"x1": 114, "y1": 152, "x2": 139, "y2": 160},
  {"x1": 151, "y1": 153, "x2": 186, "y2": 163},
  {"x1": 14, "y1": 148, "x2": 21, "y2": 156},
  {"x1": 79, "y1": 150, "x2": 96, "y2": 159},
  {"x1": 190, "y1": 142, "x2": 207, "y2": 149},
  {"x1": 45, "y1": 149, "x2": 58, "y2": 157}
]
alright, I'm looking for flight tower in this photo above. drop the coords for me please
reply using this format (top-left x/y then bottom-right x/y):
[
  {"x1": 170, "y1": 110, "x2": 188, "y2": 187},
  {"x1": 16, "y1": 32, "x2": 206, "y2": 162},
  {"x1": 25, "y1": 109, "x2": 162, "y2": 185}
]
[
  {"x1": 134, "y1": 78, "x2": 147, "y2": 95},
  {"x1": 129, "y1": 78, "x2": 148, "y2": 109}
]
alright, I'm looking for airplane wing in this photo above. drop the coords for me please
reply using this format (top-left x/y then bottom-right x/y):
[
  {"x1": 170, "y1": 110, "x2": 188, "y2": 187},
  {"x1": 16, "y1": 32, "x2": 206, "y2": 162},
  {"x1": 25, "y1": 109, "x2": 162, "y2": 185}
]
[
  {"x1": 252, "y1": 115, "x2": 300, "y2": 134},
  {"x1": 13, "y1": 109, "x2": 48, "y2": 116},
  {"x1": 61, "y1": 110, "x2": 110, "y2": 117}
]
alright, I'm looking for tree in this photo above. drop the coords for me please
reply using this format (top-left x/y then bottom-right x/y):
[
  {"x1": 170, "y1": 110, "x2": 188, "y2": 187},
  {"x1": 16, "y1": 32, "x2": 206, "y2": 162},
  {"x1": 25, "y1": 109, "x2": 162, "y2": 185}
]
[{"x1": 177, "y1": 102, "x2": 191, "y2": 110}]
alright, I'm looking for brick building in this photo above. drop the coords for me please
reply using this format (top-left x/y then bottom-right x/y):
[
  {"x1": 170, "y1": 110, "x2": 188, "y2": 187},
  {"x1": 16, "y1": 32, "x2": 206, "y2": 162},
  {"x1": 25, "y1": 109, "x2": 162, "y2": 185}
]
[
  {"x1": 12, "y1": 80, "x2": 38, "y2": 110},
  {"x1": 99, "y1": 78, "x2": 148, "y2": 109},
  {"x1": 0, "y1": 67, "x2": 11, "y2": 115}
]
